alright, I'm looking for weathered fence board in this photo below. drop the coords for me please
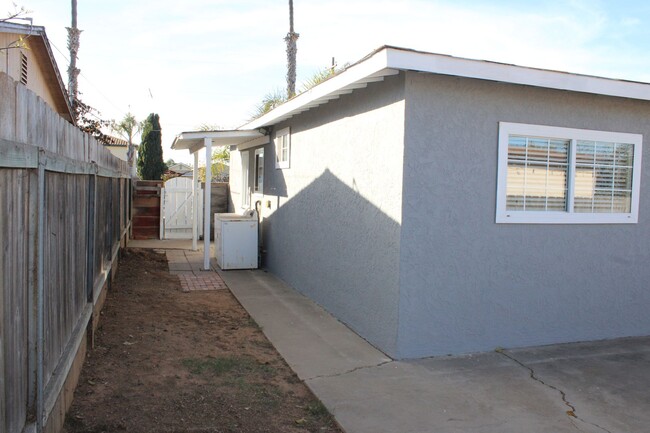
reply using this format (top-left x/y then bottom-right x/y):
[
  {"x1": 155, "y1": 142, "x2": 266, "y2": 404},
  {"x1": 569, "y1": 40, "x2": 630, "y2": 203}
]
[
  {"x1": 0, "y1": 71, "x2": 130, "y2": 433},
  {"x1": 42, "y1": 173, "x2": 89, "y2": 384},
  {"x1": 0, "y1": 169, "x2": 31, "y2": 433}
]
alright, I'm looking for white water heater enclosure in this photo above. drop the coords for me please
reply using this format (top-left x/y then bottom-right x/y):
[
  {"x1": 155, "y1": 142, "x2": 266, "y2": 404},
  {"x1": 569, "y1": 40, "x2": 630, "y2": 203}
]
[{"x1": 214, "y1": 212, "x2": 258, "y2": 270}]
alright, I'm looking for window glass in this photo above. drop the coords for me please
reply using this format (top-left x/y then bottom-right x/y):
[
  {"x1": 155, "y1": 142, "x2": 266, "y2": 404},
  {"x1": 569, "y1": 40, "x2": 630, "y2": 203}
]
[
  {"x1": 574, "y1": 141, "x2": 633, "y2": 213},
  {"x1": 254, "y1": 148, "x2": 264, "y2": 193},
  {"x1": 506, "y1": 136, "x2": 569, "y2": 212}
]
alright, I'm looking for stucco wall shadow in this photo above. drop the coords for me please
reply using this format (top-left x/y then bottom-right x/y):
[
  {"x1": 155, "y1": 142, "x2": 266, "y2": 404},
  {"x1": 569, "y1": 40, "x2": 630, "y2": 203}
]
[{"x1": 262, "y1": 168, "x2": 401, "y2": 357}]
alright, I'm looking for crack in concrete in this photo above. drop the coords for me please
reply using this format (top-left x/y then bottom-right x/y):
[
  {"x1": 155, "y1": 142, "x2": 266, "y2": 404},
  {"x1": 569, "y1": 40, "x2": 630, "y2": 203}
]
[
  {"x1": 306, "y1": 360, "x2": 393, "y2": 381},
  {"x1": 496, "y1": 349, "x2": 613, "y2": 433}
]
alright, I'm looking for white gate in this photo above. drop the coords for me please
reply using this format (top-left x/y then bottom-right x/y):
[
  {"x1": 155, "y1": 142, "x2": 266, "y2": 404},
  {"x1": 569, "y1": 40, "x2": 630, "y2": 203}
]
[{"x1": 161, "y1": 177, "x2": 203, "y2": 239}]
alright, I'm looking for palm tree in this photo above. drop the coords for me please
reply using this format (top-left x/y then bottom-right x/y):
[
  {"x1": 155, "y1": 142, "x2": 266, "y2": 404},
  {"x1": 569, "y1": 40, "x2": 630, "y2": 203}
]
[
  {"x1": 285, "y1": 0, "x2": 299, "y2": 98},
  {"x1": 111, "y1": 112, "x2": 141, "y2": 169},
  {"x1": 251, "y1": 88, "x2": 288, "y2": 119},
  {"x1": 67, "y1": 0, "x2": 81, "y2": 110}
]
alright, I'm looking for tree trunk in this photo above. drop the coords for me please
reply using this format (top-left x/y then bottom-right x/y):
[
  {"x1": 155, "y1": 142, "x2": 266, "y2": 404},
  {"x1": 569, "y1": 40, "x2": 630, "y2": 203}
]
[
  {"x1": 67, "y1": 0, "x2": 81, "y2": 112},
  {"x1": 285, "y1": 0, "x2": 299, "y2": 98}
]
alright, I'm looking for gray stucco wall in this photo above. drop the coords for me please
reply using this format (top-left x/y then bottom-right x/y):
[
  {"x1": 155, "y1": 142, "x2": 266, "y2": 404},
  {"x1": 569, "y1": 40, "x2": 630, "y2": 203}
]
[
  {"x1": 398, "y1": 71, "x2": 650, "y2": 358},
  {"x1": 260, "y1": 74, "x2": 406, "y2": 356}
]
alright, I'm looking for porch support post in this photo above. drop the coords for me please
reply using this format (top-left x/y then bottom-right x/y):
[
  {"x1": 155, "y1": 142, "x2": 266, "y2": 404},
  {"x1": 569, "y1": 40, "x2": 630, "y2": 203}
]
[
  {"x1": 192, "y1": 151, "x2": 199, "y2": 251},
  {"x1": 203, "y1": 138, "x2": 212, "y2": 270}
]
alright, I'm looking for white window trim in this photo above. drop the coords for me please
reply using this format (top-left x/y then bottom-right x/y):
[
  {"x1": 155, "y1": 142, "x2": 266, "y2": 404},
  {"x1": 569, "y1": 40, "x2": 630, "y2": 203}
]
[
  {"x1": 275, "y1": 127, "x2": 291, "y2": 169},
  {"x1": 496, "y1": 122, "x2": 642, "y2": 224},
  {"x1": 254, "y1": 147, "x2": 264, "y2": 194}
]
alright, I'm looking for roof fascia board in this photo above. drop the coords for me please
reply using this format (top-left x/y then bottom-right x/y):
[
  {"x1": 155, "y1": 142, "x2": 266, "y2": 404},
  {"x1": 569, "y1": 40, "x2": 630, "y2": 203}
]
[
  {"x1": 177, "y1": 129, "x2": 262, "y2": 141},
  {"x1": 384, "y1": 47, "x2": 650, "y2": 101},
  {"x1": 240, "y1": 46, "x2": 650, "y2": 131},
  {"x1": 0, "y1": 22, "x2": 44, "y2": 36},
  {"x1": 38, "y1": 29, "x2": 75, "y2": 121}
]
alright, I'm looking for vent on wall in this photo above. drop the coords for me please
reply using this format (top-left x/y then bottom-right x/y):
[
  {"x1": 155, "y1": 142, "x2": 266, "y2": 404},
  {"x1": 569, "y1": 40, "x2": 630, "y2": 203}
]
[{"x1": 20, "y1": 52, "x2": 27, "y2": 85}]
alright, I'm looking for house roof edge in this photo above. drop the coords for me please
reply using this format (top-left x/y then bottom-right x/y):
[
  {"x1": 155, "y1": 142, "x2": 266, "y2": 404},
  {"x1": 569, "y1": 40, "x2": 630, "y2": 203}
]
[{"x1": 240, "y1": 45, "x2": 650, "y2": 130}]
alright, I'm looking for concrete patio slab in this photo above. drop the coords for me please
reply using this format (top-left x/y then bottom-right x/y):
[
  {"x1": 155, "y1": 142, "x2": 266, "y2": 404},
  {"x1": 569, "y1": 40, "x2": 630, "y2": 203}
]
[{"x1": 221, "y1": 269, "x2": 650, "y2": 433}]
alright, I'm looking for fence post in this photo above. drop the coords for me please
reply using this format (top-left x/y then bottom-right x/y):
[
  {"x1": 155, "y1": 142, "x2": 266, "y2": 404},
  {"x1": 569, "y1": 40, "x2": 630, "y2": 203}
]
[
  {"x1": 107, "y1": 178, "x2": 113, "y2": 263},
  {"x1": 36, "y1": 150, "x2": 45, "y2": 433},
  {"x1": 26, "y1": 160, "x2": 40, "y2": 422},
  {"x1": 86, "y1": 166, "x2": 96, "y2": 303},
  {"x1": 128, "y1": 178, "x2": 133, "y2": 241}
]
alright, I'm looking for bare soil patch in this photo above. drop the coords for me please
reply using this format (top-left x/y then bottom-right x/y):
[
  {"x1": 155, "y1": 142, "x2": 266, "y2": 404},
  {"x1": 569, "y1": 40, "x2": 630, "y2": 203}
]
[{"x1": 64, "y1": 248, "x2": 342, "y2": 433}]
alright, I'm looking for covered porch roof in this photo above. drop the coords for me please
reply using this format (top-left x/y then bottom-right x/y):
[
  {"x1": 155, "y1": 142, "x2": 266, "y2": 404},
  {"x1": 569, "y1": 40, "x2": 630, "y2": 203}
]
[{"x1": 171, "y1": 129, "x2": 268, "y2": 153}]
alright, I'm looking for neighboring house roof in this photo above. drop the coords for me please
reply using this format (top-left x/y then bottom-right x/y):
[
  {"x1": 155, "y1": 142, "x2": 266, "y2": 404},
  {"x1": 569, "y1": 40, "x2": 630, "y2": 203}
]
[
  {"x1": 167, "y1": 162, "x2": 193, "y2": 174},
  {"x1": 242, "y1": 45, "x2": 650, "y2": 130},
  {"x1": 0, "y1": 21, "x2": 74, "y2": 123},
  {"x1": 103, "y1": 135, "x2": 128, "y2": 146},
  {"x1": 103, "y1": 135, "x2": 139, "y2": 148}
]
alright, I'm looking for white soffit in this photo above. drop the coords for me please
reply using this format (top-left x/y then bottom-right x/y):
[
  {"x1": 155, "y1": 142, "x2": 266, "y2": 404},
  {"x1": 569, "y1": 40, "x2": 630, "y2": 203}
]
[{"x1": 240, "y1": 46, "x2": 650, "y2": 130}]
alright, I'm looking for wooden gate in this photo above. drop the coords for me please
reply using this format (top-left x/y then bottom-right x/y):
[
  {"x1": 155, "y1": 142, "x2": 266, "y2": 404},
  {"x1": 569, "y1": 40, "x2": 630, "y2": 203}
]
[
  {"x1": 161, "y1": 177, "x2": 203, "y2": 239},
  {"x1": 132, "y1": 180, "x2": 162, "y2": 239}
]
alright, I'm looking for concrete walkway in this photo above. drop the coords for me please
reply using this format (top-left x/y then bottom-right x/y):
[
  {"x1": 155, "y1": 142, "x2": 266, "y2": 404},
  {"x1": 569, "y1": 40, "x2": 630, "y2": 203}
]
[
  {"x1": 128, "y1": 241, "x2": 650, "y2": 433},
  {"x1": 219, "y1": 269, "x2": 650, "y2": 433}
]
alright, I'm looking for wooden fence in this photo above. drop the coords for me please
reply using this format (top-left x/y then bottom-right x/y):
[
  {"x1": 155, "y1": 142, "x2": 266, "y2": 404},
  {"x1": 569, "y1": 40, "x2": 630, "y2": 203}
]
[{"x1": 0, "y1": 72, "x2": 131, "y2": 433}]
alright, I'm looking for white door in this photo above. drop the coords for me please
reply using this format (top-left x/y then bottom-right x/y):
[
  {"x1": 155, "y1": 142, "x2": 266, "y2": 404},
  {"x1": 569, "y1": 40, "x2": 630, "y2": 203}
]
[{"x1": 162, "y1": 177, "x2": 203, "y2": 239}]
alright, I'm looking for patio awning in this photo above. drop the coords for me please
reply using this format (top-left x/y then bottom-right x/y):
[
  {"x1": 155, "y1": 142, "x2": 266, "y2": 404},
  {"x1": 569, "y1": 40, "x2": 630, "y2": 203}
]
[{"x1": 171, "y1": 129, "x2": 268, "y2": 153}]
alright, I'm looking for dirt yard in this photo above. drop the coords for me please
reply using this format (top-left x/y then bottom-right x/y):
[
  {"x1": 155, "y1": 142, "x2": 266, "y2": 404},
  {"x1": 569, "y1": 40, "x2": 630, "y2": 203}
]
[{"x1": 64, "y1": 248, "x2": 342, "y2": 433}]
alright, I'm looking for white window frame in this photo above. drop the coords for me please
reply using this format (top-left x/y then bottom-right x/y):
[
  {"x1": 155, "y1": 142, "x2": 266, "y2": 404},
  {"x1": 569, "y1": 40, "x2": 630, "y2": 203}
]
[
  {"x1": 275, "y1": 127, "x2": 291, "y2": 169},
  {"x1": 254, "y1": 147, "x2": 264, "y2": 194},
  {"x1": 496, "y1": 122, "x2": 642, "y2": 224},
  {"x1": 241, "y1": 151, "x2": 250, "y2": 208}
]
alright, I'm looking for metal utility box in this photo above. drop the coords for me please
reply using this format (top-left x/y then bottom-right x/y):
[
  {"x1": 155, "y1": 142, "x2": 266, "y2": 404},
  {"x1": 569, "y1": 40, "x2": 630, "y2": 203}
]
[{"x1": 213, "y1": 212, "x2": 258, "y2": 270}]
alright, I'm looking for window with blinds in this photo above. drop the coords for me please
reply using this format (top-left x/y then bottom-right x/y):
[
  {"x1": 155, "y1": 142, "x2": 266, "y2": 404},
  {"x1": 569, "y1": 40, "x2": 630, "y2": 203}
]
[
  {"x1": 496, "y1": 122, "x2": 642, "y2": 224},
  {"x1": 574, "y1": 141, "x2": 633, "y2": 213},
  {"x1": 506, "y1": 136, "x2": 569, "y2": 211}
]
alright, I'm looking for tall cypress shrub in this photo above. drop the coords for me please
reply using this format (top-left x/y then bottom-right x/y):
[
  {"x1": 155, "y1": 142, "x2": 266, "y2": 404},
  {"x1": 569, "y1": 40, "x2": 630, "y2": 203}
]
[{"x1": 137, "y1": 113, "x2": 165, "y2": 180}]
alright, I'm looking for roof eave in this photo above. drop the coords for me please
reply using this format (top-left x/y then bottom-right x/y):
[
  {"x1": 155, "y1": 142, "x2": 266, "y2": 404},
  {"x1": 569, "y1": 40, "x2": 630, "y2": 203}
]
[{"x1": 239, "y1": 45, "x2": 650, "y2": 131}]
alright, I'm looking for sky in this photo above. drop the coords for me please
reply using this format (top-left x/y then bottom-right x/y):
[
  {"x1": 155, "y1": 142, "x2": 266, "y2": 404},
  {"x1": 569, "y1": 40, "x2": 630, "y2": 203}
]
[{"x1": 3, "y1": 0, "x2": 650, "y2": 163}]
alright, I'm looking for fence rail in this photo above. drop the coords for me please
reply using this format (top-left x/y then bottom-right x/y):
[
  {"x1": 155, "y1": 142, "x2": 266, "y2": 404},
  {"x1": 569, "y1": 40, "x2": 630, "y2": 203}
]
[{"x1": 0, "y1": 72, "x2": 131, "y2": 433}]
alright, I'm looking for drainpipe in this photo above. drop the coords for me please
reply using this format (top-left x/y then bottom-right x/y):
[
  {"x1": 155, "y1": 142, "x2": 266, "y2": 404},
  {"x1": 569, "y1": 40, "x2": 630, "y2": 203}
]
[{"x1": 36, "y1": 149, "x2": 45, "y2": 432}]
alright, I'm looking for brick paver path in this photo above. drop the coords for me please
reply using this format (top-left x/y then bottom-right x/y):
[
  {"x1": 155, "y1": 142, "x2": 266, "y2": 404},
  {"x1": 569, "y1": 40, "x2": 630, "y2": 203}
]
[
  {"x1": 177, "y1": 273, "x2": 229, "y2": 292},
  {"x1": 161, "y1": 249, "x2": 228, "y2": 292}
]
